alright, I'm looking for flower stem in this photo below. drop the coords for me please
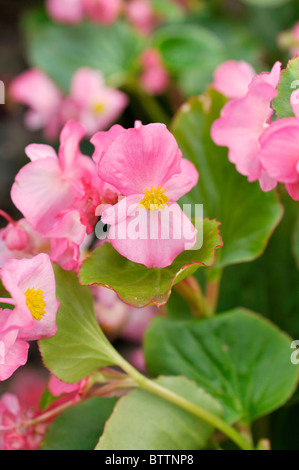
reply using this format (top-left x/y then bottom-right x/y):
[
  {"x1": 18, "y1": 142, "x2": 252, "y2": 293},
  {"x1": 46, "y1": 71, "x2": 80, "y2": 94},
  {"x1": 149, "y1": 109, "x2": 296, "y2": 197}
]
[
  {"x1": 113, "y1": 354, "x2": 254, "y2": 451},
  {"x1": 174, "y1": 277, "x2": 212, "y2": 317}
]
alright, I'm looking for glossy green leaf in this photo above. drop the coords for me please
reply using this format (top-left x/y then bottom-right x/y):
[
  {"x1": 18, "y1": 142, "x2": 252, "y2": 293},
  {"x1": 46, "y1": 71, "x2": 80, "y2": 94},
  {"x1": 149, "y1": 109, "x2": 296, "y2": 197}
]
[
  {"x1": 79, "y1": 218, "x2": 222, "y2": 308},
  {"x1": 171, "y1": 89, "x2": 283, "y2": 268},
  {"x1": 145, "y1": 309, "x2": 299, "y2": 425},
  {"x1": 40, "y1": 397, "x2": 117, "y2": 450},
  {"x1": 39, "y1": 266, "x2": 119, "y2": 383},
  {"x1": 96, "y1": 376, "x2": 222, "y2": 450},
  {"x1": 273, "y1": 56, "x2": 299, "y2": 118}
]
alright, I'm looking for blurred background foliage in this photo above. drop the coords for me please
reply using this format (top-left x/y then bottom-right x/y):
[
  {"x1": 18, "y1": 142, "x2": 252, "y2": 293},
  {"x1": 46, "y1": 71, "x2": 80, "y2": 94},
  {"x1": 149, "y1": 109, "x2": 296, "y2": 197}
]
[{"x1": 1, "y1": 0, "x2": 299, "y2": 448}]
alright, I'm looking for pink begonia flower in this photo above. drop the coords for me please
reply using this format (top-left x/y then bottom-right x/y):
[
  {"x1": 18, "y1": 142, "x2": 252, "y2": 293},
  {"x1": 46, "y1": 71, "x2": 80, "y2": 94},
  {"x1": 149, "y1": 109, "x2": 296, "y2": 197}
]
[
  {"x1": 0, "y1": 216, "x2": 50, "y2": 268},
  {"x1": 0, "y1": 310, "x2": 29, "y2": 382},
  {"x1": 92, "y1": 122, "x2": 198, "y2": 268},
  {"x1": 9, "y1": 69, "x2": 63, "y2": 140},
  {"x1": 0, "y1": 393, "x2": 45, "y2": 450},
  {"x1": 140, "y1": 49, "x2": 169, "y2": 95},
  {"x1": 82, "y1": 0, "x2": 122, "y2": 24},
  {"x1": 211, "y1": 61, "x2": 281, "y2": 191},
  {"x1": 0, "y1": 254, "x2": 59, "y2": 340},
  {"x1": 212, "y1": 60, "x2": 256, "y2": 99},
  {"x1": 125, "y1": 0, "x2": 155, "y2": 35},
  {"x1": 11, "y1": 120, "x2": 99, "y2": 236},
  {"x1": 258, "y1": 90, "x2": 299, "y2": 200},
  {"x1": 61, "y1": 68, "x2": 128, "y2": 137},
  {"x1": 46, "y1": 0, "x2": 84, "y2": 23}
]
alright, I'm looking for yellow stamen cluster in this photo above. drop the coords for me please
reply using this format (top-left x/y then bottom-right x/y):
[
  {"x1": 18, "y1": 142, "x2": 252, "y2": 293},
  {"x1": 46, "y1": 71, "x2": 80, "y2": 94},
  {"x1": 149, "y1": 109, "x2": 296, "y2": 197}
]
[
  {"x1": 139, "y1": 186, "x2": 170, "y2": 211},
  {"x1": 92, "y1": 102, "x2": 106, "y2": 115},
  {"x1": 25, "y1": 287, "x2": 47, "y2": 321}
]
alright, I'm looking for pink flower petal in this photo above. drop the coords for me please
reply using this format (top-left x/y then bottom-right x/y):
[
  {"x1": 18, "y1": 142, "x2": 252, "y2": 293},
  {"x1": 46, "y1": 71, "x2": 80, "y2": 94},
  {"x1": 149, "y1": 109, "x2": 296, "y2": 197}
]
[
  {"x1": 25, "y1": 144, "x2": 58, "y2": 162},
  {"x1": 211, "y1": 81, "x2": 278, "y2": 182},
  {"x1": 165, "y1": 158, "x2": 199, "y2": 201},
  {"x1": 259, "y1": 117, "x2": 299, "y2": 184},
  {"x1": 98, "y1": 123, "x2": 182, "y2": 196},
  {"x1": 11, "y1": 157, "x2": 76, "y2": 234},
  {"x1": 107, "y1": 202, "x2": 197, "y2": 268},
  {"x1": 212, "y1": 60, "x2": 255, "y2": 99}
]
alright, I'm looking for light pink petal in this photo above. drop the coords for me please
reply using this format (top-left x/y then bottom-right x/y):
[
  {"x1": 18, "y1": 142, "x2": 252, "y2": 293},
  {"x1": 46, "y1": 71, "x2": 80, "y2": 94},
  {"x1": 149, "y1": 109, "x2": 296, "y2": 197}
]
[
  {"x1": 107, "y1": 202, "x2": 197, "y2": 268},
  {"x1": 46, "y1": 0, "x2": 84, "y2": 23},
  {"x1": 25, "y1": 144, "x2": 58, "y2": 162},
  {"x1": 91, "y1": 124, "x2": 125, "y2": 167},
  {"x1": 259, "y1": 170, "x2": 277, "y2": 192},
  {"x1": 48, "y1": 375, "x2": 80, "y2": 397},
  {"x1": 286, "y1": 182, "x2": 299, "y2": 200},
  {"x1": 99, "y1": 123, "x2": 182, "y2": 196},
  {"x1": 70, "y1": 68, "x2": 105, "y2": 105},
  {"x1": 165, "y1": 159, "x2": 199, "y2": 201},
  {"x1": 259, "y1": 118, "x2": 299, "y2": 184},
  {"x1": 58, "y1": 120, "x2": 86, "y2": 174},
  {"x1": 11, "y1": 157, "x2": 76, "y2": 234},
  {"x1": 101, "y1": 195, "x2": 142, "y2": 226},
  {"x1": 50, "y1": 238, "x2": 81, "y2": 272},
  {"x1": 250, "y1": 61, "x2": 282, "y2": 89},
  {"x1": 211, "y1": 81, "x2": 277, "y2": 182},
  {"x1": 45, "y1": 210, "x2": 86, "y2": 245},
  {"x1": 0, "y1": 339, "x2": 29, "y2": 382},
  {"x1": 212, "y1": 60, "x2": 255, "y2": 99}
]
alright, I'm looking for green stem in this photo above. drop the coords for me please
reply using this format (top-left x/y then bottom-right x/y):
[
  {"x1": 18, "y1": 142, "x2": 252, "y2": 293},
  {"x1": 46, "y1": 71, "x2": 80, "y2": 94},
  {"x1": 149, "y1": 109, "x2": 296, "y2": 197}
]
[
  {"x1": 113, "y1": 354, "x2": 254, "y2": 451},
  {"x1": 205, "y1": 268, "x2": 223, "y2": 315},
  {"x1": 174, "y1": 276, "x2": 212, "y2": 318}
]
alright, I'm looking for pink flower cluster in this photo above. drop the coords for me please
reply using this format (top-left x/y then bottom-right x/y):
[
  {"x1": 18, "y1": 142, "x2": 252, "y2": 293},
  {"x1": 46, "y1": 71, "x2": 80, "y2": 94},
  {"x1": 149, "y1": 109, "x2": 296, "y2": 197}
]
[
  {"x1": 46, "y1": 0, "x2": 161, "y2": 36},
  {"x1": 210, "y1": 59, "x2": 299, "y2": 199},
  {"x1": 9, "y1": 67, "x2": 128, "y2": 141},
  {"x1": 46, "y1": 0, "x2": 123, "y2": 25},
  {"x1": 2, "y1": 117, "x2": 198, "y2": 275}
]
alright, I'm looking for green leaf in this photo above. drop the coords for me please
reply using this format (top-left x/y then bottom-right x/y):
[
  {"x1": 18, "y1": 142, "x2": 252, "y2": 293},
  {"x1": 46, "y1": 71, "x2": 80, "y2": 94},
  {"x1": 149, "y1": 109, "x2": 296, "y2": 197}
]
[
  {"x1": 171, "y1": 89, "x2": 283, "y2": 269},
  {"x1": 24, "y1": 12, "x2": 142, "y2": 92},
  {"x1": 144, "y1": 309, "x2": 299, "y2": 424},
  {"x1": 39, "y1": 266, "x2": 119, "y2": 383},
  {"x1": 241, "y1": 0, "x2": 291, "y2": 7},
  {"x1": 40, "y1": 397, "x2": 117, "y2": 450},
  {"x1": 96, "y1": 376, "x2": 222, "y2": 450},
  {"x1": 153, "y1": 23, "x2": 225, "y2": 97},
  {"x1": 273, "y1": 57, "x2": 299, "y2": 118},
  {"x1": 79, "y1": 218, "x2": 222, "y2": 308}
]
